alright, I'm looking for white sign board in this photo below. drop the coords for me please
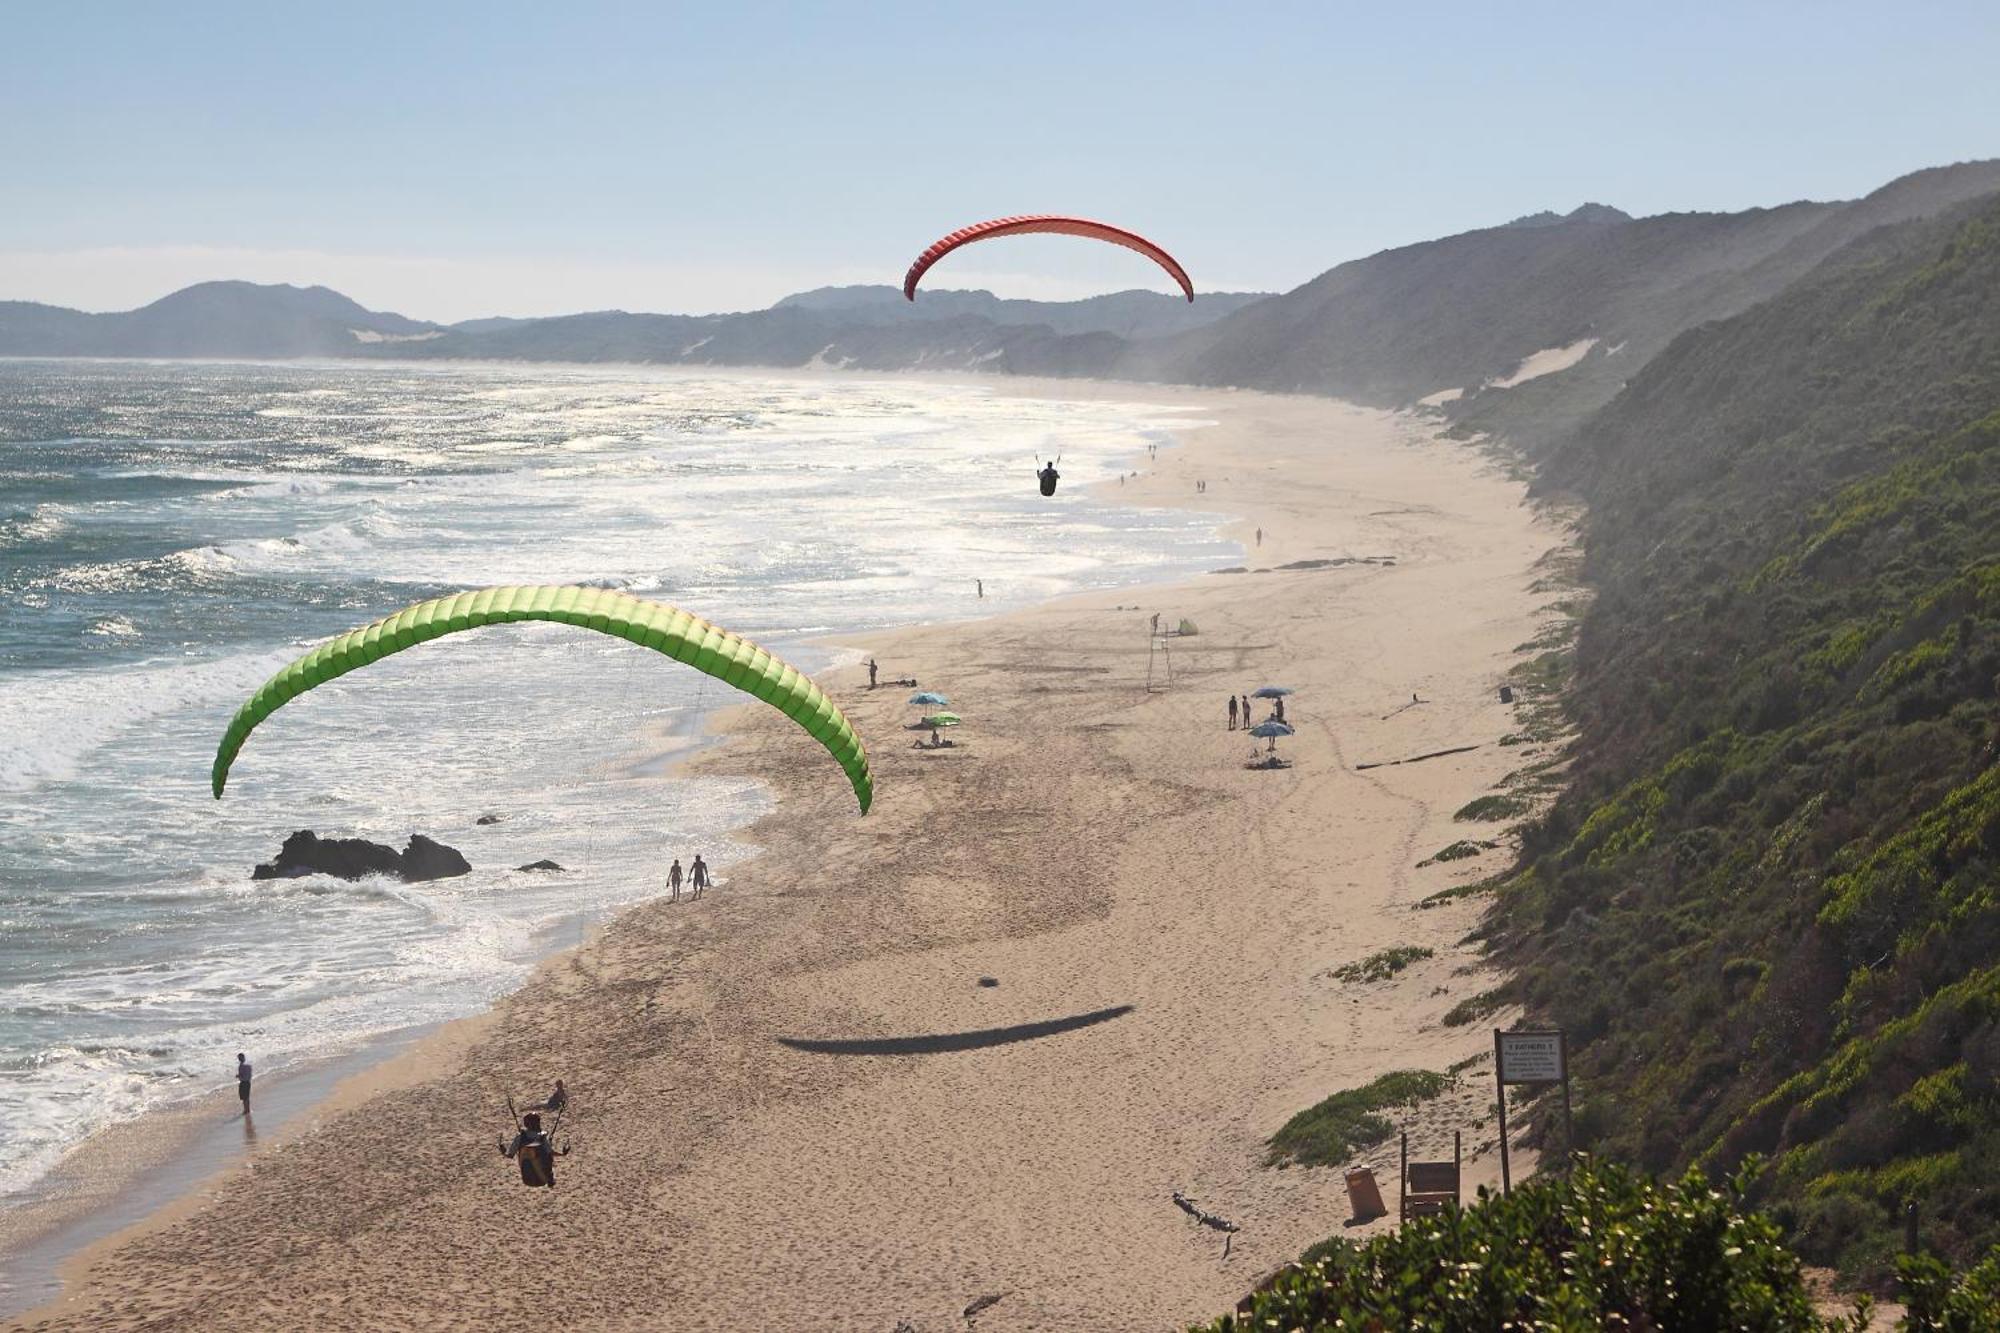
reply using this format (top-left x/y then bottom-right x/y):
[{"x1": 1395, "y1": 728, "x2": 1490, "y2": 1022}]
[{"x1": 1497, "y1": 1031, "x2": 1565, "y2": 1084}]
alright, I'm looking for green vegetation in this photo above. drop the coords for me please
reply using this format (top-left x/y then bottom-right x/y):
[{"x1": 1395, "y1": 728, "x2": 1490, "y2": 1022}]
[
  {"x1": 1482, "y1": 194, "x2": 2000, "y2": 1276},
  {"x1": 1454, "y1": 793, "x2": 1533, "y2": 822},
  {"x1": 1266, "y1": 1070, "x2": 1451, "y2": 1168},
  {"x1": 1442, "y1": 987, "x2": 1509, "y2": 1027},
  {"x1": 1418, "y1": 839, "x2": 1492, "y2": 866},
  {"x1": 1193, "y1": 1159, "x2": 2000, "y2": 1332},
  {"x1": 1329, "y1": 945, "x2": 1434, "y2": 984}
]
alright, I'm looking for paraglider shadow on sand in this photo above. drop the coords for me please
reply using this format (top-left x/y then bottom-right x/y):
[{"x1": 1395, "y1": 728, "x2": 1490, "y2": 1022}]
[{"x1": 776, "y1": 1004, "x2": 1134, "y2": 1056}]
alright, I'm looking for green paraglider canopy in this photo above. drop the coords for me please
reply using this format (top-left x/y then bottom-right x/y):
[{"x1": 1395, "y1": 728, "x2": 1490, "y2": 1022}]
[{"x1": 210, "y1": 585, "x2": 873, "y2": 814}]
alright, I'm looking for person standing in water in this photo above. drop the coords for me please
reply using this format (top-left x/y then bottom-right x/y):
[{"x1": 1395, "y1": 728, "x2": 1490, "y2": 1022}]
[
  {"x1": 668, "y1": 857, "x2": 684, "y2": 903},
  {"x1": 976, "y1": 579, "x2": 983, "y2": 599},
  {"x1": 236, "y1": 1053, "x2": 253, "y2": 1115},
  {"x1": 690, "y1": 854, "x2": 711, "y2": 901},
  {"x1": 1227, "y1": 695, "x2": 1239, "y2": 731}
]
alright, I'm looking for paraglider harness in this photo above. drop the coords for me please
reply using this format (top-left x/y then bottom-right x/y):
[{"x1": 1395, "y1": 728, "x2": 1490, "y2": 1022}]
[
  {"x1": 500, "y1": 1095, "x2": 570, "y2": 1188},
  {"x1": 1037, "y1": 453, "x2": 1061, "y2": 497}
]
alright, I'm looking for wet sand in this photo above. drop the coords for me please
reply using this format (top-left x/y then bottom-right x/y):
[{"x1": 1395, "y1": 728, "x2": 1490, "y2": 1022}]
[{"x1": 6, "y1": 381, "x2": 1564, "y2": 1331}]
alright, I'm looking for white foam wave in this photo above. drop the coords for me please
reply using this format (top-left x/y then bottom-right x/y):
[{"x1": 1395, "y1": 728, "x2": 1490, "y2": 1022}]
[{"x1": 0, "y1": 649, "x2": 293, "y2": 795}]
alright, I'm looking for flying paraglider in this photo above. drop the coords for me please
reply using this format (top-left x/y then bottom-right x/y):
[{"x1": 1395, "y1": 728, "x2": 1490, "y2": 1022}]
[
  {"x1": 902, "y1": 215, "x2": 1194, "y2": 303},
  {"x1": 210, "y1": 585, "x2": 873, "y2": 814}
]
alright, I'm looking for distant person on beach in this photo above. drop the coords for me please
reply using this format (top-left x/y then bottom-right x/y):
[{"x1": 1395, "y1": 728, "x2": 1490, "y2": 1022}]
[
  {"x1": 541, "y1": 1079, "x2": 568, "y2": 1114},
  {"x1": 868, "y1": 658, "x2": 878, "y2": 688},
  {"x1": 690, "y1": 854, "x2": 710, "y2": 901},
  {"x1": 1256, "y1": 527, "x2": 1263, "y2": 547},
  {"x1": 668, "y1": 857, "x2": 684, "y2": 903},
  {"x1": 1274, "y1": 697, "x2": 1286, "y2": 724},
  {"x1": 976, "y1": 579, "x2": 983, "y2": 599},
  {"x1": 503, "y1": 1112, "x2": 557, "y2": 1187},
  {"x1": 1240, "y1": 694, "x2": 1251, "y2": 727},
  {"x1": 236, "y1": 1053, "x2": 252, "y2": 1114},
  {"x1": 1227, "y1": 695, "x2": 1238, "y2": 730}
]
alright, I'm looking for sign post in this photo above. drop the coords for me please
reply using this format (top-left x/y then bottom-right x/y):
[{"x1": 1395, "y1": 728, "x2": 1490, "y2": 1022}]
[{"x1": 1492, "y1": 1028, "x2": 1571, "y2": 1194}]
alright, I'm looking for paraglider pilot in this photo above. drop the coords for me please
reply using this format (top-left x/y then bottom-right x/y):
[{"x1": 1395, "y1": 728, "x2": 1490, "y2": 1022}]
[
  {"x1": 1038, "y1": 460, "x2": 1060, "y2": 496},
  {"x1": 503, "y1": 1112, "x2": 559, "y2": 1188}
]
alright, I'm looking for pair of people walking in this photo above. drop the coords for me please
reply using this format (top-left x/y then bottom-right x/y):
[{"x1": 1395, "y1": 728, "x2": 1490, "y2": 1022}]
[
  {"x1": 667, "y1": 854, "x2": 711, "y2": 903},
  {"x1": 1226, "y1": 692, "x2": 1255, "y2": 731}
]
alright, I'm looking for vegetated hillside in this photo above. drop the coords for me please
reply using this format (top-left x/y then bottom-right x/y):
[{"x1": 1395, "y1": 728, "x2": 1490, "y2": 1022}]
[
  {"x1": 774, "y1": 285, "x2": 1268, "y2": 338},
  {"x1": 0, "y1": 282, "x2": 437, "y2": 357},
  {"x1": 377, "y1": 304, "x2": 1137, "y2": 376},
  {"x1": 1123, "y1": 161, "x2": 2000, "y2": 450},
  {"x1": 1485, "y1": 191, "x2": 2000, "y2": 1279}
]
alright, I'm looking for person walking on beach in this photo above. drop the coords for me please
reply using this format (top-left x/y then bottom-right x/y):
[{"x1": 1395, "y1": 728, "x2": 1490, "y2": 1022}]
[
  {"x1": 668, "y1": 857, "x2": 684, "y2": 903},
  {"x1": 1227, "y1": 695, "x2": 1238, "y2": 731},
  {"x1": 236, "y1": 1053, "x2": 253, "y2": 1115},
  {"x1": 690, "y1": 854, "x2": 711, "y2": 901},
  {"x1": 867, "y1": 658, "x2": 878, "y2": 689}
]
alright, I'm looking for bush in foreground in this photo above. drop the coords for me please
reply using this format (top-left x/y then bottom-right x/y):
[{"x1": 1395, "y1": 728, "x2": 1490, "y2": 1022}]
[
  {"x1": 1195, "y1": 1159, "x2": 2000, "y2": 1331},
  {"x1": 1203, "y1": 1161, "x2": 1832, "y2": 1331}
]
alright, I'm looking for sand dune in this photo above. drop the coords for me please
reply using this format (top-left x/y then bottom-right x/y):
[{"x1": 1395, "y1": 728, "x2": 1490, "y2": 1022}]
[{"x1": 9, "y1": 382, "x2": 1564, "y2": 1332}]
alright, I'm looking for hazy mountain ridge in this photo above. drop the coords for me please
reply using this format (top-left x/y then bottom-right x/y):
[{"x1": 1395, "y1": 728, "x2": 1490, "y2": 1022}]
[
  {"x1": 0, "y1": 281, "x2": 435, "y2": 358},
  {"x1": 0, "y1": 282, "x2": 1262, "y2": 368}
]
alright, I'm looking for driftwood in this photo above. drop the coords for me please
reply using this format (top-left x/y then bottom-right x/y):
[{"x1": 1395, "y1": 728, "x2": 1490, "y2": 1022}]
[
  {"x1": 962, "y1": 1291, "x2": 1007, "y2": 1321},
  {"x1": 1355, "y1": 744, "x2": 1481, "y2": 771},
  {"x1": 1174, "y1": 1191, "x2": 1240, "y2": 1260}
]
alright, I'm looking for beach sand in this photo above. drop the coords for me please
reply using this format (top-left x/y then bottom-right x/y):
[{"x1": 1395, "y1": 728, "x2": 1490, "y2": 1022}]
[{"x1": 7, "y1": 381, "x2": 1566, "y2": 1332}]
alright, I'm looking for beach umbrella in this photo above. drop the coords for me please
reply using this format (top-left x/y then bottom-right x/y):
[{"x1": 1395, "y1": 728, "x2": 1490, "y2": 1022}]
[
  {"x1": 1248, "y1": 719, "x2": 1294, "y2": 752},
  {"x1": 909, "y1": 691, "x2": 950, "y2": 707},
  {"x1": 921, "y1": 712, "x2": 962, "y2": 728},
  {"x1": 1252, "y1": 686, "x2": 1294, "y2": 698}
]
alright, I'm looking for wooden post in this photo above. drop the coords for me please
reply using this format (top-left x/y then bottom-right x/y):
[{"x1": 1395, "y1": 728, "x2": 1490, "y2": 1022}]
[
  {"x1": 1560, "y1": 1029, "x2": 1575, "y2": 1173},
  {"x1": 1493, "y1": 1028, "x2": 1511, "y2": 1195},
  {"x1": 1399, "y1": 1130, "x2": 1408, "y2": 1222}
]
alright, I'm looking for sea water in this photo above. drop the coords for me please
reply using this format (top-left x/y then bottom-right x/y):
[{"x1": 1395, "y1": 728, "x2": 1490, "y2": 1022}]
[{"x1": 0, "y1": 359, "x2": 1229, "y2": 1200}]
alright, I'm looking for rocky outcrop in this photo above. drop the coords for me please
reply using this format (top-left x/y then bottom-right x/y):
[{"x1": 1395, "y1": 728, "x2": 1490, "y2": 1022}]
[
  {"x1": 516, "y1": 859, "x2": 565, "y2": 873},
  {"x1": 252, "y1": 830, "x2": 472, "y2": 883}
]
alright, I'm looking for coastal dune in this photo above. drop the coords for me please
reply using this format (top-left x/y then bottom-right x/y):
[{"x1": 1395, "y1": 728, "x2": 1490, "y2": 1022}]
[{"x1": 10, "y1": 384, "x2": 1563, "y2": 1331}]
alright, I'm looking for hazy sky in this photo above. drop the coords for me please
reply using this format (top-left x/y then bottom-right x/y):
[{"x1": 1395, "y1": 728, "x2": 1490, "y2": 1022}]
[{"x1": 5, "y1": 2, "x2": 1997, "y2": 321}]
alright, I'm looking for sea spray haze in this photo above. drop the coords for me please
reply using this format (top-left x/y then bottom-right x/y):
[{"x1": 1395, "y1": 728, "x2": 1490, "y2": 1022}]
[{"x1": 0, "y1": 359, "x2": 1231, "y2": 1199}]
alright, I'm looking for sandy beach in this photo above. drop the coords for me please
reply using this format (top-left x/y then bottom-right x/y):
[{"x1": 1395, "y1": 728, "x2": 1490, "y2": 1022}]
[{"x1": 6, "y1": 379, "x2": 1565, "y2": 1332}]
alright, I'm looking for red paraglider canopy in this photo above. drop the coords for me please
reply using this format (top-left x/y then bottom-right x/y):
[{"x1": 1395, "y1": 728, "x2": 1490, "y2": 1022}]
[{"x1": 903, "y1": 215, "x2": 1194, "y2": 303}]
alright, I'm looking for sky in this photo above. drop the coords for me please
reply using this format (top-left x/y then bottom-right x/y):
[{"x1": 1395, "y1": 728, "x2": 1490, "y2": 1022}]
[{"x1": 4, "y1": 1, "x2": 1997, "y2": 322}]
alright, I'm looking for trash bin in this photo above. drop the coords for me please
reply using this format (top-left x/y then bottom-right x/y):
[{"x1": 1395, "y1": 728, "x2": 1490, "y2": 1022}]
[
  {"x1": 1345, "y1": 1166, "x2": 1387, "y2": 1221},
  {"x1": 1498, "y1": 685, "x2": 1514, "y2": 704}
]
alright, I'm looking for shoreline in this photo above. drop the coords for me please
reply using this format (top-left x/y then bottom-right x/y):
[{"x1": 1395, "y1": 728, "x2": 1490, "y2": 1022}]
[
  {"x1": 6, "y1": 377, "x2": 1565, "y2": 1331},
  {"x1": 0, "y1": 371, "x2": 1227, "y2": 1319}
]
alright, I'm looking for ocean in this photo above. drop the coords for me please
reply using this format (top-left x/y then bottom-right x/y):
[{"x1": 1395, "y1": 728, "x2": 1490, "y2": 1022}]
[{"x1": 0, "y1": 359, "x2": 1230, "y2": 1202}]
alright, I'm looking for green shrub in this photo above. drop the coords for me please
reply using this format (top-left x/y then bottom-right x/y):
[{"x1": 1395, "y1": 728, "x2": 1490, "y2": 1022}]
[
  {"x1": 1454, "y1": 793, "x2": 1533, "y2": 822},
  {"x1": 1330, "y1": 945, "x2": 1435, "y2": 984},
  {"x1": 1443, "y1": 987, "x2": 1508, "y2": 1027},
  {"x1": 1195, "y1": 1161, "x2": 1873, "y2": 1331},
  {"x1": 1266, "y1": 1070, "x2": 1451, "y2": 1168}
]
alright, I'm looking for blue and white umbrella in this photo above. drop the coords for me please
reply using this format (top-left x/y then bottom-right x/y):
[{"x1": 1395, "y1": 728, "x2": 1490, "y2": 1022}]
[
  {"x1": 1248, "y1": 719, "x2": 1295, "y2": 752},
  {"x1": 909, "y1": 691, "x2": 950, "y2": 707},
  {"x1": 1252, "y1": 686, "x2": 1294, "y2": 698}
]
